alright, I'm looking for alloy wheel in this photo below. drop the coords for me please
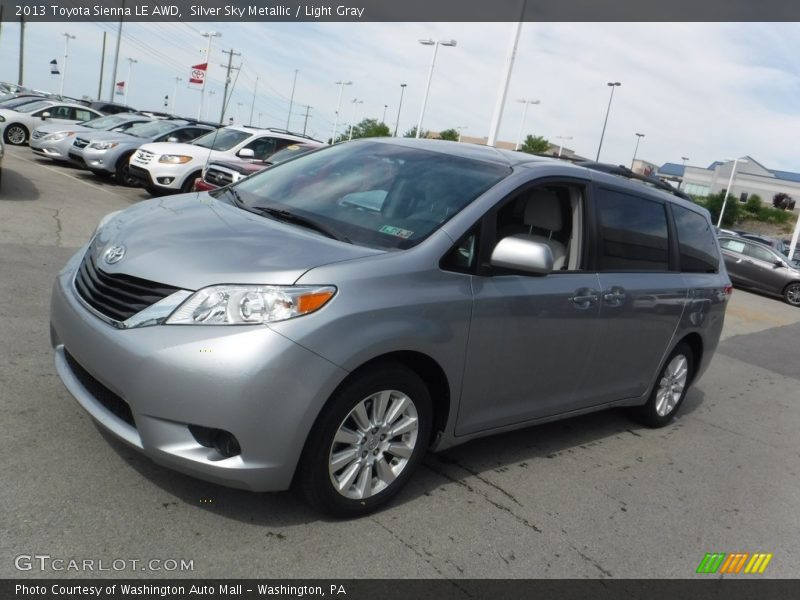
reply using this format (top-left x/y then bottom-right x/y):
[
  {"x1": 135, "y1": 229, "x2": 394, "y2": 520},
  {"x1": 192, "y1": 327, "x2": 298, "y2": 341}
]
[
  {"x1": 7, "y1": 126, "x2": 27, "y2": 145},
  {"x1": 786, "y1": 283, "x2": 800, "y2": 306},
  {"x1": 654, "y1": 354, "x2": 688, "y2": 417}
]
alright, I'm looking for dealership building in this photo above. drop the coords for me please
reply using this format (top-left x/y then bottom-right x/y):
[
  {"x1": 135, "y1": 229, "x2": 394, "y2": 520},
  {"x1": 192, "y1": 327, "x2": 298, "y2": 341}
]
[{"x1": 657, "y1": 156, "x2": 800, "y2": 204}]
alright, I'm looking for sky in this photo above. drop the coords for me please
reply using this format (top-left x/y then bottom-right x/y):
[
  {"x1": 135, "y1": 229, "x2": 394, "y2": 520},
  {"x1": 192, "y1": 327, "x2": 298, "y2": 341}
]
[{"x1": 1, "y1": 20, "x2": 800, "y2": 171}]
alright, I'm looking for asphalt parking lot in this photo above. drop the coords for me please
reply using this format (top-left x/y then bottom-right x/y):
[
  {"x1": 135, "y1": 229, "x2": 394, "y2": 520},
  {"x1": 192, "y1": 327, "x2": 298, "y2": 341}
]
[{"x1": 1, "y1": 144, "x2": 799, "y2": 579}]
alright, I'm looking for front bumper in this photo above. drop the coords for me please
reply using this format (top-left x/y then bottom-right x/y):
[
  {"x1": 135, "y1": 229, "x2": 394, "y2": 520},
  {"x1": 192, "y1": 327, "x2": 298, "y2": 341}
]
[
  {"x1": 129, "y1": 157, "x2": 196, "y2": 191},
  {"x1": 50, "y1": 255, "x2": 348, "y2": 491},
  {"x1": 30, "y1": 137, "x2": 72, "y2": 160},
  {"x1": 81, "y1": 147, "x2": 116, "y2": 173}
]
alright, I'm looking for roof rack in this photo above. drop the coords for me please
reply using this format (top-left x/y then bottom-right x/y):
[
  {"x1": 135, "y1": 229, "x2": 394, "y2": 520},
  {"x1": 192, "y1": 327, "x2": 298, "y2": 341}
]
[{"x1": 576, "y1": 161, "x2": 692, "y2": 201}]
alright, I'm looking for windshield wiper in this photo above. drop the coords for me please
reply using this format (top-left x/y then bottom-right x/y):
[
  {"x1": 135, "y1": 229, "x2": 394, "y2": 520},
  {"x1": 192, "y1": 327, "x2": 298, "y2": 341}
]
[
  {"x1": 219, "y1": 186, "x2": 243, "y2": 206},
  {"x1": 251, "y1": 206, "x2": 351, "y2": 243}
]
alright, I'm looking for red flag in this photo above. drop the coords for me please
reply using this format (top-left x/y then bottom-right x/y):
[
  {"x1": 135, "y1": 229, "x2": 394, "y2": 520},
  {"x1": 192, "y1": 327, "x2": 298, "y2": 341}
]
[
  {"x1": 189, "y1": 63, "x2": 208, "y2": 86},
  {"x1": 115, "y1": 81, "x2": 125, "y2": 96}
]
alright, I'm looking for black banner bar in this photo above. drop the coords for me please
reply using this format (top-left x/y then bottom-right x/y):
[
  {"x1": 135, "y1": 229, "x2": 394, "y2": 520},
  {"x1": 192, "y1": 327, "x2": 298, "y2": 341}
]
[
  {"x1": 3, "y1": 0, "x2": 800, "y2": 22},
  {"x1": 4, "y1": 579, "x2": 800, "y2": 600}
]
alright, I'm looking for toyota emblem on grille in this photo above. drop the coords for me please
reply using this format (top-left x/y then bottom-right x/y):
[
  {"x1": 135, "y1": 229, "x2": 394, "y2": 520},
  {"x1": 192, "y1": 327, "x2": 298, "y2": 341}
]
[{"x1": 104, "y1": 245, "x2": 126, "y2": 264}]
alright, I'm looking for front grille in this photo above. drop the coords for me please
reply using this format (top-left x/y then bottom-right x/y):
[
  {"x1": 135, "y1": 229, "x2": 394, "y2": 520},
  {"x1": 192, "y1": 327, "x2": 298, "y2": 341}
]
[
  {"x1": 73, "y1": 137, "x2": 89, "y2": 149},
  {"x1": 64, "y1": 350, "x2": 136, "y2": 428},
  {"x1": 204, "y1": 167, "x2": 234, "y2": 187},
  {"x1": 74, "y1": 249, "x2": 181, "y2": 323},
  {"x1": 133, "y1": 149, "x2": 154, "y2": 164}
]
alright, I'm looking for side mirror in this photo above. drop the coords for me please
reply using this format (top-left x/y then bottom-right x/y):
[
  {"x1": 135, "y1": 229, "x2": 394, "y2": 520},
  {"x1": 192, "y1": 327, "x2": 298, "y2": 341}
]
[
  {"x1": 41, "y1": 112, "x2": 51, "y2": 120},
  {"x1": 774, "y1": 260, "x2": 785, "y2": 269},
  {"x1": 166, "y1": 136, "x2": 178, "y2": 143},
  {"x1": 238, "y1": 148, "x2": 255, "y2": 159},
  {"x1": 490, "y1": 235, "x2": 553, "y2": 275}
]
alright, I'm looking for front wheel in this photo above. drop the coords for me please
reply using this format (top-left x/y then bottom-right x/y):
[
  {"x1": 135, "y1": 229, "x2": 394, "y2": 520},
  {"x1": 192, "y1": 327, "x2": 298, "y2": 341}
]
[
  {"x1": 630, "y1": 343, "x2": 693, "y2": 428},
  {"x1": 115, "y1": 154, "x2": 137, "y2": 186},
  {"x1": 783, "y1": 282, "x2": 800, "y2": 307},
  {"x1": 4, "y1": 124, "x2": 28, "y2": 145},
  {"x1": 297, "y1": 363, "x2": 432, "y2": 517}
]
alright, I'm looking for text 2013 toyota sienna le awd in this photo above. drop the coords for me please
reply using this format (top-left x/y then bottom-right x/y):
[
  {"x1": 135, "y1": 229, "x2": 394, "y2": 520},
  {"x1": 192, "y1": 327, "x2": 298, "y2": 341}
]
[{"x1": 51, "y1": 139, "x2": 731, "y2": 516}]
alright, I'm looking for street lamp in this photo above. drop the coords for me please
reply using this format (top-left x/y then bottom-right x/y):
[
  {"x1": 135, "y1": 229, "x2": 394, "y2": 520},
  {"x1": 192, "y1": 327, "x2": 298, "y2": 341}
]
[
  {"x1": 555, "y1": 136, "x2": 573, "y2": 157},
  {"x1": 596, "y1": 81, "x2": 621, "y2": 161},
  {"x1": 381, "y1": 104, "x2": 388, "y2": 124},
  {"x1": 393, "y1": 83, "x2": 407, "y2": 137},
  {"x1": 717, "y1": 158, "x2": 749, "y2": 228},
  {"x1": 348, "y1": 99, "x2": 363, "y2": 141},
  {"x1": 124, "y1": 58, "x2": 137, "y2": 105},
  {"x1": 198, "y1": 31, "x2": 221, "y2": 120},
  {"x1": 456, "y1": 125, "x2": 467, "y2": 142},
  {"x1": 681, "y1": 156, "x2": 689, "y2": 167},
  {"x1": 631, "y1": 132, "x2": 645, "y2": 169},
  {"x1": 416, "y1": 38, "x2": 457, "y2": 139},
  {"x1": 59, "y1": 33, "x2": 76, "y2": 97},
  {"x1": 330, "y1": 80, "x2": 352, "y2": 144},
  {"x1": 514, "y1": 98, "x2": 540, "y2": 151}
]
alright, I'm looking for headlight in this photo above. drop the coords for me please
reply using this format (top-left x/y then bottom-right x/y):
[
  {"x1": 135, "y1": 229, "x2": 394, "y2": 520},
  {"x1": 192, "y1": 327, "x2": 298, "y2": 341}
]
[
  {"x1": 45, "y1": 131, "x2": 75, "y2": 141},
  {"x1": 166, "y1": 285, "x2": 336, "y2": 325},
  {"x1": 88, "y1": 141, "x2": 118, "y2": 150},
  {"x1": 159, "y1": 154, "x2": 193, "y2": 164}
]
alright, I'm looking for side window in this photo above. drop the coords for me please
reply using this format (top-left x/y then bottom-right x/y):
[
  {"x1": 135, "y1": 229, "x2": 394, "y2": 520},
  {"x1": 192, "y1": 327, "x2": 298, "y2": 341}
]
[
  {"x1": 51, "y1": 105, "x2": 72, "y2": 119},
  {"x1": 672, "y1": 205, "x2": 719, "y2": 273},
  {"x1": 745, "y1": 243, "x2": 776, "y2": 263},
  {"x1": 441, "y1": 230, "x2": 478, "y2": 273},
  {"x1": 597, "y1": 189, "x2": 669, "y2": 271},
  {"x1": 74, "y1": 109, "x2": 94, "y2": 122},
  {"x1": 720, "y1": 238, "x2": 746, "y2": 254},
  {"x1": 244, "y1": 137, "x2": 280, "y2": 160}
]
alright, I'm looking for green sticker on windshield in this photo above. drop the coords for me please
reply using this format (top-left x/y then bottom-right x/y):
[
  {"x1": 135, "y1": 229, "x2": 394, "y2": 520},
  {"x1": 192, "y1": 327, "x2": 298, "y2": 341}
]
[{"x1": 379, "y1": 225, "x2": 414, "y2": 239}]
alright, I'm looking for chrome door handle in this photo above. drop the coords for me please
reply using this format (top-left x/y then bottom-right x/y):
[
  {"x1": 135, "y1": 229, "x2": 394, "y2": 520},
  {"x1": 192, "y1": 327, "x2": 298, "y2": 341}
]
[
  {"x1": 570, "y1": 288, "x2": 599, "y2": 308},
  {"x1": 603, "y1": 287, "x2": 626, "y2": 306}
]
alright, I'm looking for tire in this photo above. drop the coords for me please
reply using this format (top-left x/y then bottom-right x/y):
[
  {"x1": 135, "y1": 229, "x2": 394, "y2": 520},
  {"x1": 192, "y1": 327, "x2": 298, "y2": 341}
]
[
  {"x1": 180, "y1": 171, "x2": 202, "y2": 194},
  {"x1": 115, "y1": 154, "x2": 137, "y2": 186},
  {"x1": 630, "y1": 343, "x2": 693, "y2": 428},
  {"x1": 297, "y1": 362, "x2": 432, "y2": 517},
  {"x1": 4, "y1": 124, "x2": 29, "y2": 146},
  {"x1": 784, "y1": 282, "x2": 800, "y2": 307}
]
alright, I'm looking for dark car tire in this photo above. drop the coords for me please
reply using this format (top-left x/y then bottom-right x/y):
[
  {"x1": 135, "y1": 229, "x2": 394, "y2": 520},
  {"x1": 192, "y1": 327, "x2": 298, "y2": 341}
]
[
  {"x1": 180, "y1": 171, "x2": 202, "y2": 194},
  {"x1": 4, "y1": 124, "x2": 29, "y2": 146},
  {"x1": 297, "y1": 362, "x2": 432, "y2": 518},
  {"x1": 784, "y1": 282, "x2": 800, "y2": 307},
  {"x1": 630, "y1": 343, "x2": 694, "y2": 428},
  {"x1": 115, "y1": 154, "x2": 137, "y2": 186}
]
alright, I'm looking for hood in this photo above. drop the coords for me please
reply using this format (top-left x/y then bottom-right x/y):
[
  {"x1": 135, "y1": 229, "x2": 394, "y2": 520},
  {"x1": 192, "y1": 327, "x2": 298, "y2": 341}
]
[
  {"x1": 91, "y1": 193, "x2": 383, "y2": 289},
  {"x1": 212, "y1": 160, "x2": 266, "y2": 175},
  {"x1": 76, "y1": 130, "x2": 142, "y2": 143},
  {"x1": 138, "y1": 141, "x2": 198, "y2": 156},
  {"x1": 34, "y1": 123, "x2": 89, "y2": 136}
]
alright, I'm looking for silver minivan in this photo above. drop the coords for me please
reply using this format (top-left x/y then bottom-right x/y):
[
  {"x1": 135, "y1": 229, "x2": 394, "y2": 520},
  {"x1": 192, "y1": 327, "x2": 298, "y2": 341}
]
[{"x1": 50, "y1": 139, "x2": 731, "y2": 516}]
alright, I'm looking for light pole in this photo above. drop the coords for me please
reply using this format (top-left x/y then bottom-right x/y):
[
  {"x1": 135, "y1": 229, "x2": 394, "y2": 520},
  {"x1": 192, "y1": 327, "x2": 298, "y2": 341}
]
[
  {"x1": 348, "y1": 99, "x2": 363, "y2": 141},
  {"x1": 555, "y1": 135, "x2": 573, "y2": 157},
  {"x1": 59, "y1": 33, "x2": 76, "y2": 97},
  {"x1": 382, "y1": 104, "x2": 388, "y2": 123},
  {"x1": 717, "y1": 158, "x2": 749, "y2": 228},
  {"x1": 205, "y1": 90, "x2": 215, "y2": 120},
  {"x1": 596, "y1": 81, "x2": 621, "y2": 161},
  {"x1": 123, "y1": 58, "x2": 137, "y2": 105},
  {"x1": 198, "y1": 31, "x2": 221, "y2": 120},
  {"x1": 330, "y1": 80, "x2": 352, "y2": 144},
  {"x1": 171, "y1": 76, "x2": 182, "y2": 114},
  {"x1": 631, "y1": 132, "x2": 645, "y2": 169},
  {"x1": 457, "y1": 125, "x2": 467, "y2": 142},
  {"x1": 416, "y1": 38, "x2": 457, "y2": 139},
  {"x1": 393, "y1": 83, "x2": 407, "y2": 137},
  {"x1": 514, "y1": 98, "x2": 540, "y2": 150},
  {"x1": 681, "y1": 156, "x2": 689, "y2": 167}
]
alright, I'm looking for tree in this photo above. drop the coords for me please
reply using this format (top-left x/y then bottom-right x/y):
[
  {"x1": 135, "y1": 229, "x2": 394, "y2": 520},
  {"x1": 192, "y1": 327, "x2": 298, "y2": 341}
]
[
  {"x1": 703, "y1": 191, "x2": 741, "y2": 227},
  {"x1": 403, "y1": 126, "x2": 429, "y2": 139},
  {"x1": 334, "y1": 118, "x2": 390, "y2": 143},
  {"x1": 772, "y1": 192, "x2": 796, "y2": 211},
  {"x1": 438, "y1": 128, "x2": 459, "y2": 141},
  {"x1": 519, "y1": 134, "x2": 550, "y2": 154}
]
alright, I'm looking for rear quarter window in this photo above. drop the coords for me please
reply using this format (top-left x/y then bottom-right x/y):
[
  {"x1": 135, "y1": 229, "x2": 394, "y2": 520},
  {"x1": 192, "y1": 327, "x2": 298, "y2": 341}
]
[{"x1": 672, "y1": 205, "x2": 719, "y2": 273}]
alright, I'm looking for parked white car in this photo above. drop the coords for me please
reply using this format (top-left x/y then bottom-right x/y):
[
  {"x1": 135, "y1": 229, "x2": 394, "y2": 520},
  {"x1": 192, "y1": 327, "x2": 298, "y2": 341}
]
[
  {"x1": 128, "y1": 126, "x2": 316, "y2": 195},
  {"x1": 0, "y1": 100, "x2": 103, "y2": 146}
]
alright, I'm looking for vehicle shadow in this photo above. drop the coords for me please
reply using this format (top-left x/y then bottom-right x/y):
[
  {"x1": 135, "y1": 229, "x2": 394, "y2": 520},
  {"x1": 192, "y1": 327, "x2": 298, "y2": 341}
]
[
  {"x1": 0, "y1": 167, "x2": 39, "y2": 200},
  {"x1": 98, "y1": 387, "x2": 706, "y2": 525}
]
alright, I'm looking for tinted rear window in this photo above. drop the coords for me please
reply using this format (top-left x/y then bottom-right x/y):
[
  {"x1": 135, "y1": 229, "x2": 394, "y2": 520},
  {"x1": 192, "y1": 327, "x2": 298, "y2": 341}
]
[
  {"x1": 672, "y1": 205, "x2": 719, "y2": 273},
  {"x1": 597, "y1": 189, "x2": 669, "y2": 271}
]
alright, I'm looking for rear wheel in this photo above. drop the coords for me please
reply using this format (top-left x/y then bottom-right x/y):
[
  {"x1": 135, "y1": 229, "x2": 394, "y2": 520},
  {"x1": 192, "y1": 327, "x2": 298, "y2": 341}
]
[
  {"x1": 4, "y1": 124, "x2": 28, "y2": 145},
  {"x1": 180, "y1": 171, "x2": 202, "y2": 194},
  {"x1": 630, "y1": 343, "x2": 693, "y2": 428},
  {"x1": 783, "y1": 282, "x2": 800, "y2": 307},
  {"x1": 297, "y1": 363, "x2": 432, "y2": 517},
  {"x1": 115, "y1": 154, "x2": 137, "y2": 186}
]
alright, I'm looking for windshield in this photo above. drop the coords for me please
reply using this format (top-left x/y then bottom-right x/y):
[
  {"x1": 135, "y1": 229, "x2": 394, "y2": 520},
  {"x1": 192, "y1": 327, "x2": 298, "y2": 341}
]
[
  {"x1": 83, "y1": 115, "x2": 128, "y2": 129},
  {"x1": 226, "y1": 141, "x2": 510, "y2": 250},
  {"x1": 18, "y1": 100, "x2": 52, "y2": 113},
  {"x1": 192, "y1": 128, "x2": 252, "y2": 150},
  {"x1": 125, "y1": 120, "x2": 183, "y2": 138},
  {"x1": 0, "y1": 96, "x2": 43, "y2": 109}
]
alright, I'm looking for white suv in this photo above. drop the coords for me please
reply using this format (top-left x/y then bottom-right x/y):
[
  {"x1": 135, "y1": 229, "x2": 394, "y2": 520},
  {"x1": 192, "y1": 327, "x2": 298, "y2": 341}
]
[{"x1": 128, "y1": 126, "x2": 315, "y2": 195}]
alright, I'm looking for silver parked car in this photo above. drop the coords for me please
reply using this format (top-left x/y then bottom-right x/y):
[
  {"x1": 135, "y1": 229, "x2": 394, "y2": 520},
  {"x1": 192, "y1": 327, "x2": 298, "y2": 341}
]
[
  {"x1": 50, "y1": 139, "x2": 731, "y2": 516},
  {"x1": 30, "y1": 113, "x2": 152, "y2": 161},
  {"x1": 719, "y1": 235, "x2": 800, "y2": 306},
  {"x1": 0, "y1": 99, "x2": 103, "y2": 145}
]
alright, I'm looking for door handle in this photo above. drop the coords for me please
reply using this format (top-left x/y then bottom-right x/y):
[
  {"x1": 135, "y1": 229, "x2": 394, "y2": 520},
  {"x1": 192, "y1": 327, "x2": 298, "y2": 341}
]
[
  {"x1": 603, "y1": 287, "x2": 627, "y2": 306},
  {"x1": 569, "y1": 288, "x2": 599, "y2": 308}
]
